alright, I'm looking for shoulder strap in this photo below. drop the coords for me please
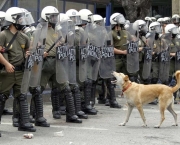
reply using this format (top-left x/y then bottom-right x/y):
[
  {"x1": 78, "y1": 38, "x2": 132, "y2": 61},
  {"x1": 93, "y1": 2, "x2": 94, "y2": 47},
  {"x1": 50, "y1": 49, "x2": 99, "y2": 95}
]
[{"x1": 5, "y1": 32, "x2": 18, "y2": 51}]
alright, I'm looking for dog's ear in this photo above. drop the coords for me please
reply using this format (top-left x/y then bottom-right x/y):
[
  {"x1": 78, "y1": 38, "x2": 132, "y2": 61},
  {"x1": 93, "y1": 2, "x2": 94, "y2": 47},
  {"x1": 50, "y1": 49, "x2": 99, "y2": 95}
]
[{"x1": 124, "y1": 75, "x2": 129, "y2": 82}]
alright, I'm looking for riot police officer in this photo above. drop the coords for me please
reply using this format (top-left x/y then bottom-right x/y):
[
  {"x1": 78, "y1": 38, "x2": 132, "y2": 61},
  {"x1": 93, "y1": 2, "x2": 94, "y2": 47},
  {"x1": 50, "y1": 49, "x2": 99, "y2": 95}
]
[
  {"x1": 39, "y1": 6, "x2": 82, "y2": 123},
  {"x1": 0, "y1": 7, "x2": 36, "y2": 132}
]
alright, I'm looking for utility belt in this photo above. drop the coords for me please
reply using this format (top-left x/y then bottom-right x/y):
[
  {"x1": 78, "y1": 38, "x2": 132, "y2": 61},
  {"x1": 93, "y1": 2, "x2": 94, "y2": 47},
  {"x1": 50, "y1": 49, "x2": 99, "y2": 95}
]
[
  {"x1": 152, "y1": 58, "x2": 159, "y2": 62},
  {"x1": 114, "y1": 54, "x2": 126, "y2": 59},
  {"x1": 46, "y1": 56, "x2": 56, "y2": 59}
]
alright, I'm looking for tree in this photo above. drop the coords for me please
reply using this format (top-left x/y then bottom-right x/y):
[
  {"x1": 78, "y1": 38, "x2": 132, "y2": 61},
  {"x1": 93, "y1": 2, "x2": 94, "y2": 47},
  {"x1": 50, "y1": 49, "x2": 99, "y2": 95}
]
[{"x1": 116, "y1": 0, "x2": 152, "y2": 22}]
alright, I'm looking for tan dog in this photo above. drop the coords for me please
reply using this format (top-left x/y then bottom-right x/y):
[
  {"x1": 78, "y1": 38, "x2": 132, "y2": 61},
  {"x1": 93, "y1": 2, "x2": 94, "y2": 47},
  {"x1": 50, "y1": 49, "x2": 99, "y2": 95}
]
[{"x1": 112, "y1": 71, "x2": 180, "y2": 128}]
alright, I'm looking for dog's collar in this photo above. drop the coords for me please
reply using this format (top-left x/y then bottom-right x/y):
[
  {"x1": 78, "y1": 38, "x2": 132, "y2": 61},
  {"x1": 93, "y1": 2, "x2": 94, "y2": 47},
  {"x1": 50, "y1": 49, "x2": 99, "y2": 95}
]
[{"x1": 122, "y1": 83, "x2": 132, "y2": 92}]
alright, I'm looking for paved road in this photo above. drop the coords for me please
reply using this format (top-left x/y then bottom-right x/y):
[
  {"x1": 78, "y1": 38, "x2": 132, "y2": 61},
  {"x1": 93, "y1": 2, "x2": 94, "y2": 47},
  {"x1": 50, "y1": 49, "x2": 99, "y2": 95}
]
[{"x1": 1, "y1": 95, "x2": 180, "y2": 145}]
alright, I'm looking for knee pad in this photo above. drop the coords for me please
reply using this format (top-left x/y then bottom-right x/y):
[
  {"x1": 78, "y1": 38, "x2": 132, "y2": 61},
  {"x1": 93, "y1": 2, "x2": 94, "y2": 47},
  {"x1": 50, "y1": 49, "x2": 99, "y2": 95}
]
[
  {"x1": 71, "y1": 84, "x2": 79, "y2": 93},
  {"x1": 63, "y1": 85, "x2": 71, "y2": 94},
  {"x1": 84, "y1": 79, "x2": 92, "y2": 88},
  {"x1": 29, "y1": 87, "x2": 41, "y2": 95},
  {"x1": 18, "y1": 94, "x2": 27, "y2": 101}
]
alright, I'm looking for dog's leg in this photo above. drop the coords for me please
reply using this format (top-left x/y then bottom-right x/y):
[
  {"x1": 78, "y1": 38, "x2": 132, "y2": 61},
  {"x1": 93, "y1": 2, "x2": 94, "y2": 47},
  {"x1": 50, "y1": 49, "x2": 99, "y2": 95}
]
[
  {"x1": 167, "y1": 103, "x2": 178, "y2": 126},
  {"x1": 119, "y1": 104, "x2": 134, "y2": 126},
  {"x1": 154, "y1": 104, "x2": 165, "y2": 128},
  {"x1": 136, "y1": 105, "x2": 147, "y2": 127}
]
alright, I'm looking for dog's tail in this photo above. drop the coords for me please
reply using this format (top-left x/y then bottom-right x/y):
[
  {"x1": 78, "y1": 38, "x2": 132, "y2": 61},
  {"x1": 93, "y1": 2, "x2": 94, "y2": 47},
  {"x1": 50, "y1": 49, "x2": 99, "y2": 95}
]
[{"x1": 172, "y1": 70, "x2": 180, "y2": 93}]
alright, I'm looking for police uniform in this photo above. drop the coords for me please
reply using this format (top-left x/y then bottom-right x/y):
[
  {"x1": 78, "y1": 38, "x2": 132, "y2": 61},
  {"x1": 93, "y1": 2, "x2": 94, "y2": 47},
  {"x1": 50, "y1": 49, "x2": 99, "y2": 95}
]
[
  {"x1": 40, "y1": 26, "x2": 82, "y2": 123},
  {"x1": 0, "y1": 29, "x2": 36, "y2": 132},
  {"x1": 74, "y1": 26, "x2": 97, "y2": 115},
  {"x1": 151, "y1": 39, "x2": 168, "y2": 84}
]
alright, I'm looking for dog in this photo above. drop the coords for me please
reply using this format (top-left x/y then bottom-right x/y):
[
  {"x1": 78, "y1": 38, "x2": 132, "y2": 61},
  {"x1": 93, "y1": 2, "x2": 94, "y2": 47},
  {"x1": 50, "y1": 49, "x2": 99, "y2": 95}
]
[{"x1": 111, "y1": 71, "x2": 180, "y2": 128}]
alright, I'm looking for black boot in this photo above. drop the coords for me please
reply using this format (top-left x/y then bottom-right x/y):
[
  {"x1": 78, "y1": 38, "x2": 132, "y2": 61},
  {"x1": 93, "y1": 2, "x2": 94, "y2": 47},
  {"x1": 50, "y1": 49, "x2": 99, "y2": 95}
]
[
  {"x1": 51, "y1": 88, "x2": 61, "y2": 119},
  {"x1": 107, "y1": 78, "x2": 121, "y2": 108},
  {"x1": 59, "y1": 91, "x2": 66, "y2": 115},
  {"x1": 30, "y1": 87, "x2": 49, "y2": 127},
  {"x1": 91, "y1": 81, "x2": 97, "y2": 107},
  {"x1": 2, "y1": 108, "x2": 13, "y2": 115},
  {"x1": 64, "y1": 85, "x2": 82, "y2": 123},
  {"x1": 97, "y1": 80, "x2": 106, "y2": 104},
  {"x1": 174, "y1": 92, "x2": 178, "y2": 104},
  {"x1": 0, "y1": 94, "x2": 7, "y2": 137},
  {"x1": 29, "y1": 98, "x2": 35, "y2": 123},
  {"x1": 18, "y1": 94, "x2": 36, "y2": 132},
  {"x1": 12, "y1": 98, "x2": 19, "y2": 127},
  {"x1": 82, "y1": 79, "x2": 97, "y2": 115},
  {"x1": 71, "y1": 84, "x2": 88, "y2": 119}
]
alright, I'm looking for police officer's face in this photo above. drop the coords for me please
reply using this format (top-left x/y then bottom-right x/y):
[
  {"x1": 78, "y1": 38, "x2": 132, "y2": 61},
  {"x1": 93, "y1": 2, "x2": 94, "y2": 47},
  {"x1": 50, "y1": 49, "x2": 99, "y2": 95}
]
[{"x1": 115, "y1": 25, "x2": 121, "y2": 31}]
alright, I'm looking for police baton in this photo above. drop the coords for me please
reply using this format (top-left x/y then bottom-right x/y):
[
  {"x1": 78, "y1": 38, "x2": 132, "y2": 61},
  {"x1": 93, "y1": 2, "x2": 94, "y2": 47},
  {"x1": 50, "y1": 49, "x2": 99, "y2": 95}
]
[{"x1": 46, "y1": 36, "x2": 62, "y2": 53}]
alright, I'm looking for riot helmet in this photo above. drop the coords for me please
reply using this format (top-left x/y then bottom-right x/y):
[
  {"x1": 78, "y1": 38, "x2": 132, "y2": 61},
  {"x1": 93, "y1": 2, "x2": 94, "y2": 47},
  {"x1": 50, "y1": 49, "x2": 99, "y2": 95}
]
[
  {"x1": 41, "y1": 6, "x2": 59, "y2": 28},
  {"x1": 149, "y1": 22, "x2": 162, "y2": 40},
  {"x1": 66, "y1": 9, "x2": 82, "y2": 26},
  {"x1": 136, "y1": 19, "x2": 148, "y2": 36},
  {"x1": 165, "y1": 23, "x2": 180, "y2": 39},
  {"x1": 110, "y1": 13, "x2": 125, "y2": 29},
  {"x1": 172, "y1": 14, "x2": 180, "y2": 26},
  {"x1": 93, "y1": 14, "x2": 104, "y2": 26},
  {"x1": 21, "y1": 8, "x2": 35, "y2": 33},
  {"x1": 4, "y1": 7, "x2": 26, "y2": 30},
  {"x1": 151, "y1": 17, "x2": 156, "y2": 22},
  {"x1": 0, "y1": 11, "x2": 5, "y2": 28},
  {"x1": 79, "y1": 9, "x2": 93, "y2": 24}
]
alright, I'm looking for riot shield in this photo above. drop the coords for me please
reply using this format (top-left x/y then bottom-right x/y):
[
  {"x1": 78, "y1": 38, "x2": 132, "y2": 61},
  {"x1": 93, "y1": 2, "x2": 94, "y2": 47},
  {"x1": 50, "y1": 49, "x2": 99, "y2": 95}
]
[
  {"x1": 21, "y1": 22, "x2": 47, "y2": 94},
  {"x1": 78, "y1": 27, "x2": 88, "y2": 82},
  {"x1": 67, "y1": 21, "x2": 76, "y2": 84},
  {"x1": 126, "y1": 22, "x2": 139, "y2": 74},
  {"x1": 86, "y1": 23, "x2": 106, "y2": 81},
  {"x1": 158, "y1": 38, "x2": 170, "y2": 83},
  {"x1": 99, "y1": 26, "x2": 116, "y2": 79},
  {"x1": 142, "y1": 32, "x2": 155, "y2": 80},
  {"x1": 174, "y1": 38, "x2": 180, "y2": 71},
  {"x1": 56, "y1": 20, "x2": 69, "y2": 84},
  {"x1": 29, "y1": 22, "x2": 48, "y2": 87}
]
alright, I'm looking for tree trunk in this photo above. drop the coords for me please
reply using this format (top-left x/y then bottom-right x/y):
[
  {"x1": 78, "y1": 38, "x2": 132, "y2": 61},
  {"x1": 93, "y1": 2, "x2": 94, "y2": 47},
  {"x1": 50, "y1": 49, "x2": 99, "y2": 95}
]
[{"x1": 117, "y1": 0, "x2": 152, "y2": 22}]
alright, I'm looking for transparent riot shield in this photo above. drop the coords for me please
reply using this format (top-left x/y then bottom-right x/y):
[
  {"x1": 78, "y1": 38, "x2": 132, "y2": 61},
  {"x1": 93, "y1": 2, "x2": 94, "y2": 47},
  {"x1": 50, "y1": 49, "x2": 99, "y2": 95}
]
[
  {"x1": 67, "y1": 21, "x2": 76, "y2": 84},
  {"x1": 99, "y1": 26, "x2": 115, "y2": 79},
  {"x1": 79, "y1": 27, "x2": 88, "y2": 82},
  {"x1": 142, "y1": 32, "x2": 155, "y2": 80},
  {"x1": 21, "y1": 22, "x2": 47, "y2": 94},
  {"x1": 175, "y1": 38, "x2": 180, "y2": 71},
  {"x1": 56, "y1": 20, "x2": 69, "y2": 84},
  {"x1": 126, "y1": 22, "x2": 139, "y2": 74},
  {"x1": 158, "y1": 38, "x2": 170, "y2": 83},
  {"x1": 29, "y1": 22, "x2": 48, "y2": 87},
  {"x1": 86, "y1": 23, "x2": 106, "y2": 81}
]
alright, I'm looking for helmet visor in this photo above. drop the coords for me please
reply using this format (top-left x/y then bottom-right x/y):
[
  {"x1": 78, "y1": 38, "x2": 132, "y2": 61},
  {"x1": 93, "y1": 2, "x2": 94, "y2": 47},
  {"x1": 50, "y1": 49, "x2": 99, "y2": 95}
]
[
  {"x1": 0, "y1": 17, "x2": 5, "y2": 26},
  {"x1": 69, "y1": 16, "x2": 82, "y2": 26},
  {"x1": 12, "y1": 13, "x2": 26, "y2": 25},
  {"x1": 46, "y1": 13, "x2": 59, "y2": 24},
  {"x1": 25, "y1": 12, "x2": 35, "y2": 25},
  {"x1": 88, "y1": 14, "x2": 94, "y2": 23},
  {"x1": 95, "y1": 19, "x2": 105, "y2": 26},
  {"x1": 172, "y1": 17, "x2": 180, "y2": 23}
]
